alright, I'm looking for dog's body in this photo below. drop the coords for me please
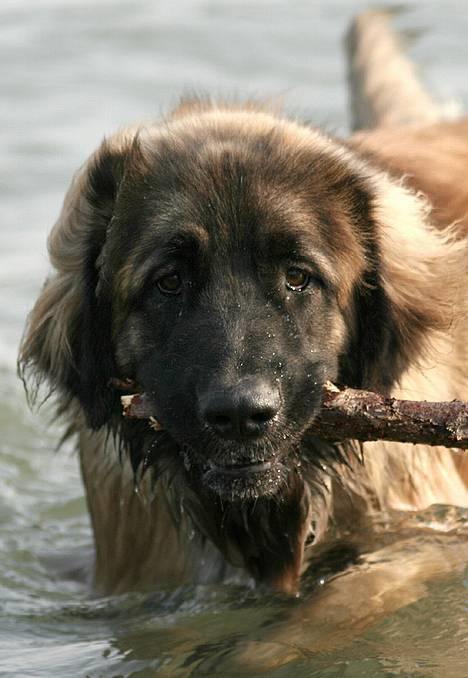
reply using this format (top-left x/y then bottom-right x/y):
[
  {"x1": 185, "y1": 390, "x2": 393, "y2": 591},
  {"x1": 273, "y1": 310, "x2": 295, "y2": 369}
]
[{"x1": 20, "y1": 12, "x2": 467, "y2": 597}]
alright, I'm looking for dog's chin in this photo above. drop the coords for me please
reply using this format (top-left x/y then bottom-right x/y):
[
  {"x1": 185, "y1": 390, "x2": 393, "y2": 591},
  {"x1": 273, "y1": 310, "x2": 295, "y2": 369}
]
[
  {"x1": 178, "y1": 429, "x2": 303, "y2": 501},
  {"x1": 201, "y1": 458, "x2": 289, "y2": 501}
]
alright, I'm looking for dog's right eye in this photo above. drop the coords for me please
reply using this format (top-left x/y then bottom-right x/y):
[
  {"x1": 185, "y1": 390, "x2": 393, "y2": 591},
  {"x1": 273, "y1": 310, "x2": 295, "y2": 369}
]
[
  {"x1": 285, "y1": 266, "x2": 311, "y2": 292},
  {"x1": 156, "y1": 272, "x2": 183, "y2": 295}
]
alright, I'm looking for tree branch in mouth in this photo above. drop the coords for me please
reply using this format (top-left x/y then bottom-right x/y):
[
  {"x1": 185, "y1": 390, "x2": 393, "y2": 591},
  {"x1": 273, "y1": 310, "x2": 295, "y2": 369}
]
[{"x1": 117, "y1": 381, "x2": 468, "y2": 450}]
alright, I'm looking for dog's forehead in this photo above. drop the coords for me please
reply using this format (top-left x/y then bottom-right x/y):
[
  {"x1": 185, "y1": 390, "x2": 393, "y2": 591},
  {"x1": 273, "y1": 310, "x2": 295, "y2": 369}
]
[
  {"x1": 132, "y1": 171, "x2": 322, "y2": 254},
  {"x1": 112, "y1": 116, "x2": 369, "y2": 301},
  {"x1": 121, "y1": 129, "x2": 333, "y2": 249}
]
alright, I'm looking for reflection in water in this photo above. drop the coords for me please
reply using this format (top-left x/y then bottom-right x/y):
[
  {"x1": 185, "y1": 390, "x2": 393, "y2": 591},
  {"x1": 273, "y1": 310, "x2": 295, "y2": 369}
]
[
  {"x1": 101, "y1": 514, "x2": 467, "y2": 676},
  {"x1": 90, "y1": 533, "x2": 459, "y2": 676},
  {"x1": 33, "y1": 504, "x2": 462, "y2": 675}
]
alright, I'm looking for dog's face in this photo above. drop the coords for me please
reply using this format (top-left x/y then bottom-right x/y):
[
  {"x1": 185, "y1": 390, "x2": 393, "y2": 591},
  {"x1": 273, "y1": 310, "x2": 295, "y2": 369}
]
[{"x1": 94, "y1": 113, "x2": 371, "y2": 501}]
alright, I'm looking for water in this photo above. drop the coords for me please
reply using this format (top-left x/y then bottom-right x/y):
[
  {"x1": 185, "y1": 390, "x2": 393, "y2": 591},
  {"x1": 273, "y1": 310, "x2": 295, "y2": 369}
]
[{"x1": 1, "y1": 1, "x2": 468, "y2": 675}]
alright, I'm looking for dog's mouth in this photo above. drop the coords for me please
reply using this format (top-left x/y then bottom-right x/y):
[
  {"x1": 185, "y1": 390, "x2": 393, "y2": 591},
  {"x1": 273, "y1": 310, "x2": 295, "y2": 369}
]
[
  {"x1": 205, "y1": 460, "x2": 273, "y2": 476},
  {"x1": 204, "y1": 460, "x2": 288, "y2": 500},
  {"x1": 184, "y1": 451, "x2": 290, "y2": 500}
]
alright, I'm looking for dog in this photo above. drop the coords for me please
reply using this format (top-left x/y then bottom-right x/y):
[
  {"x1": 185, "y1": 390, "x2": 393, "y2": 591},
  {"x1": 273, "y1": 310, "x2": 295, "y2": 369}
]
[{"x1": 19, "y1": 10, "x2": 467, "y2": 598}]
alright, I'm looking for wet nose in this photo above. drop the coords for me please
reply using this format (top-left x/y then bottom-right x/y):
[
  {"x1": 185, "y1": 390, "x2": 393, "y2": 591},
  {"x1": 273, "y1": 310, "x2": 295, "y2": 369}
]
[{"x1": 200, "y1": 380, "x2": 281, "y2": 440}]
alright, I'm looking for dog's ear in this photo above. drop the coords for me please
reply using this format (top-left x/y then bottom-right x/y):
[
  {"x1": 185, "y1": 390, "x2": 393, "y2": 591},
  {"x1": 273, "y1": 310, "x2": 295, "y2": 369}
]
[
  {"x1": 340, "y1": 175, "x2": 464, "y2": 392},
  {"x1": 19, "y1": 130, "x2": 144, "y2": 429}
]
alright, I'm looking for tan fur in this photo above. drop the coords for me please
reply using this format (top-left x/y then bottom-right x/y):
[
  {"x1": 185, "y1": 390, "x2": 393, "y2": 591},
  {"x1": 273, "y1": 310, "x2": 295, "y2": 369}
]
[
  {"x1": 349, "y1": 122, "x2": 468, "y2": 499},
  {"x1": 352, "y1": 120, "x2": 468, "y2": 236},
  {"x1": 79, "y1": 427, "x2": 244, "y2": 592},
  {"x1": 333, "y1": 169, "x2": 468, "y2": 515}
]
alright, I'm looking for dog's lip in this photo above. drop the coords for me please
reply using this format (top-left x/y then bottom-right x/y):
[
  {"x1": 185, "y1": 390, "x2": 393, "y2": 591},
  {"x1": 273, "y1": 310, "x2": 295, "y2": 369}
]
[{"x1": 205, "y1": 460, "x2": 273, "y2": 476}]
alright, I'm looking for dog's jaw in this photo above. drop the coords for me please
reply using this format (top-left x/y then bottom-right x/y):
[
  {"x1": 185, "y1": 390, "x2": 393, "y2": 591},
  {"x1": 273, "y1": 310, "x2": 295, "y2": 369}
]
[{"x1": 202, "y1": 458, "x2": 288, "y2": 500}]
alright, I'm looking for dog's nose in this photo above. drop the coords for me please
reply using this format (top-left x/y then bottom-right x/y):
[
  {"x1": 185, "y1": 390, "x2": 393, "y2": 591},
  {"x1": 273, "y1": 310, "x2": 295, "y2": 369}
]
[{"x1": 201, "y1": 380, "x2": 280, "y2": 440}]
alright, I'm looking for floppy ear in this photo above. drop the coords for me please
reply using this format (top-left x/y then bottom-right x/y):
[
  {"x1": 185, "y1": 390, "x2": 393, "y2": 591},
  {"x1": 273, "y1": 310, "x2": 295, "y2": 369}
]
[
  {"x1": 340, "y1": 175, "x2": 464, "y2": 392},
  {"x1": 19, "y1": 130, "x2": 142, "y2": 429}
]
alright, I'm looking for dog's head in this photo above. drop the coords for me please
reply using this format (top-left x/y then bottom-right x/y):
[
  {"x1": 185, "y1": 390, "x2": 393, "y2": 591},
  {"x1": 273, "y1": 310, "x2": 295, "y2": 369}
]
[
  {"x1": 19, "y1": 106, "x2": 452, "y2": 513},
  {"x1": 106, "y1": 112, "x2": 370, "y2": 503}
]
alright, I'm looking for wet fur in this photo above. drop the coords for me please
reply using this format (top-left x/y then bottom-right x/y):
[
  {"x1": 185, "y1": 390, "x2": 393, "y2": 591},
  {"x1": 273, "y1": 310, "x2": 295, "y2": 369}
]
[{"x1": 20, "y1": 20, "x2": 468, "y2": 596}]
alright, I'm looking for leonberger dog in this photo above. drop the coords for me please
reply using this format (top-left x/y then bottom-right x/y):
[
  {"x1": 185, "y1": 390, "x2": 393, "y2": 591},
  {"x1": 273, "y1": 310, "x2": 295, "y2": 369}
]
[{"x1": 19, "y1": 11, "x2": 467, "y2": 601}]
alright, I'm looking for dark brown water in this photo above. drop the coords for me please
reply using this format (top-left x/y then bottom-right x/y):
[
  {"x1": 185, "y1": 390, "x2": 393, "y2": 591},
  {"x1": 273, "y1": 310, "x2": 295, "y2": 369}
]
[{"x1": 1, "y1": 1, "x2": 467, "y2": 675}]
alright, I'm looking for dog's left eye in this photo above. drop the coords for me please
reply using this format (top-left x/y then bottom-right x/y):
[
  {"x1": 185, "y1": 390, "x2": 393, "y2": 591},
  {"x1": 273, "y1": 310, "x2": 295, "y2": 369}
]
[
  {"x1": 285, "y1": 266, "x2": 311, "y2": 291},
  {"x1": 156, "y1": 272, "x2": 183, "y2": 295}
]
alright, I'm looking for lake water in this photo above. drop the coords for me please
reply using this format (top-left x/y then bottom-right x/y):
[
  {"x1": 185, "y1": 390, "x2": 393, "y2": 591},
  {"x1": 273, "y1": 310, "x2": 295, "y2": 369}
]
[{"x1": 1, "y1": 1, "x2": 467, "y2": 676}]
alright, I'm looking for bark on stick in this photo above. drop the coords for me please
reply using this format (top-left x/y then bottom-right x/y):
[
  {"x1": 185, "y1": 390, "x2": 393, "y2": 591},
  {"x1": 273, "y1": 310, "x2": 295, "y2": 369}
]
[{"x1": 120, "y1": 383, "x2": 468, "y2": 449}]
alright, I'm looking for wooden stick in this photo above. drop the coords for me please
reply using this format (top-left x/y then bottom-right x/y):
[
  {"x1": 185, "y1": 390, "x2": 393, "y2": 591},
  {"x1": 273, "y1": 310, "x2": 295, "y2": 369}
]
[
  {"x1": 315, "y1": 383, "x2": 467, "y2": 449},
  {"x1": 120, "y1": 382, "x2": 468, "y2": 449}
]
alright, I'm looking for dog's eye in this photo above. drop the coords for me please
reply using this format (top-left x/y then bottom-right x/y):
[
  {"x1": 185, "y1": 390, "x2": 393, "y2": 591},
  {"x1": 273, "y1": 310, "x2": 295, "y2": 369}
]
[
  {"x1": 285, "y1": 266, "x2": 311, "y2": 291},
  {"x1": 156, "y1": 272, "x2": 182, "y2": 295}
]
